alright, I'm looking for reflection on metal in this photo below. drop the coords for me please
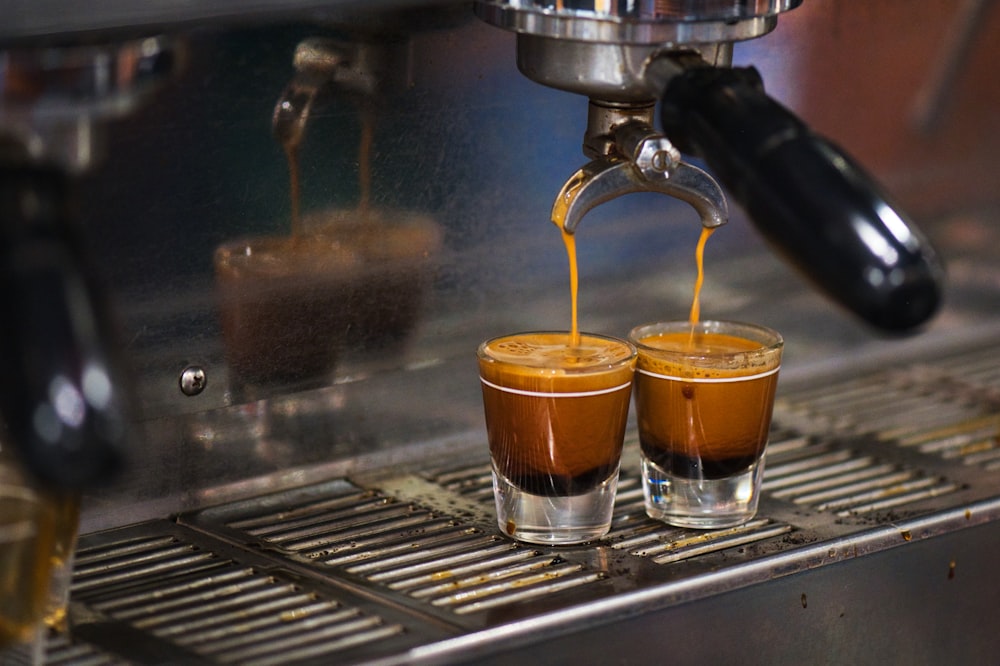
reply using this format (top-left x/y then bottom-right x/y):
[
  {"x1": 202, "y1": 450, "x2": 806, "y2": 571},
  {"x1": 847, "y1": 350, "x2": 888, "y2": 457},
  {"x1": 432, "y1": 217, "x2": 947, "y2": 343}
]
[
  {"x1": 473, "y1": 0, "x2": 802, "y2": 45},
  {"x1": 52, "y1": 336, "x2": 1000, "y2": 661}
]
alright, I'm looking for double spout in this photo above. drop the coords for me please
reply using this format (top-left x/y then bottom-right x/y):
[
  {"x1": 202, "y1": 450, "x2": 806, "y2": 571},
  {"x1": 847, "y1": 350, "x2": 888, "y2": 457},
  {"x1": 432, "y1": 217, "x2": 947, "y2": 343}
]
[
  {"x1": 553, "y1": 102, "x2": 727, "y2": 235},
  {"x1": 272, "y1": 37, "x2": 391, "y2": 152}
]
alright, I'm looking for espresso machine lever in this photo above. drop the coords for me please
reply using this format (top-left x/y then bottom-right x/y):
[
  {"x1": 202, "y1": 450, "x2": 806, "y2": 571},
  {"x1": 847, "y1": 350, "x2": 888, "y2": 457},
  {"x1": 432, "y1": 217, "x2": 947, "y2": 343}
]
[{"x1": 654, "y1": 56, "x2": 944, "y2": 331}]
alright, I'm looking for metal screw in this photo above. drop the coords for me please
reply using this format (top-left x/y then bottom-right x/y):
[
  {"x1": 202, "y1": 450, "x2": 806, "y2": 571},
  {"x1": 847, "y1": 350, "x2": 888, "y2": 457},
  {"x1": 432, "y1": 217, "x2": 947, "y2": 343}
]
[
  {"x1": 179, "y1": 365, "x2": 207, "y2": 396},
  {"x1": 634, "y1": 135, "x2": 680, "y2": 178}
]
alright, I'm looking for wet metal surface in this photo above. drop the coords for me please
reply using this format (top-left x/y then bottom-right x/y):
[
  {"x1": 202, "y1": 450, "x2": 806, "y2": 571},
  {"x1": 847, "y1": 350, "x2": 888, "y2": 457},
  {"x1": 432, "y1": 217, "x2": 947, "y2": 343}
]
[{"x1": 50, "y1": 335, "x2": 1000, "y2": 663}]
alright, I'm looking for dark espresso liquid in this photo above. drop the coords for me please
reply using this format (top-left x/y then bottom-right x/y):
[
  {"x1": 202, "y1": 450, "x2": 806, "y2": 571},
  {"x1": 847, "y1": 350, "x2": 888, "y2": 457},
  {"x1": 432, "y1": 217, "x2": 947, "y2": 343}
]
[
  {"x1": 479, "y1": 333, "x2": 635, "y2": 496},
  {"x1": 634, "y1": 331, "x2": 779, "y2": 479},
  {"x1": 277, "y1": 108, "x2": 439, "y2": 353},
  {"x1": 300, "y1": 208, "x2": 440, "y2": 351},
  {"x1": 216, "y1": 103, "x2": 443, "y2": 394},
  {"x1": 215, "y1": 237, "x2": 360, "y2": 391}
]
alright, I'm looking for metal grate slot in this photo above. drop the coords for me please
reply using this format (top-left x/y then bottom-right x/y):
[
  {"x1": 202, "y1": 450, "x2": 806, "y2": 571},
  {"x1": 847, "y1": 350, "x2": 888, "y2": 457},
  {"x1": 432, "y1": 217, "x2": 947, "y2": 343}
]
[
  {"x1": 69, "y1": 523, "x2": 416, "y2": 665},
  {"x1": 336, "y1": 527, "x2": 500, "y2": 568},
  {"x1": 377, "y1": 542, "x2": 532, "y2": 589},
  {"x1": 232, "y1": 493, "x2": 398, "y2": 537},
  {"x1": 175, "y1": 611, "x2": 402, "y2": 666},
  {"x1": 45, "y1": 631, "x2": 131, "y2": 666},
  {"x1": 611, "y1": 518, "x2": 792, "y2": 565},
  {"x1": 875, "y1": 400, "x2": 987, "y2": 441},
  {"x1": 432, "y1": 564, "x2": 606, "y2": 615},
  {"x1": 421, "y1": 464, "x2": 496, "y2": 503},
  {"x1": 763, "y1": 437, "x2": 959, "y2": 515},
  {"x1": 72, "y1": 537, "x2": 224, "y2": 595},
  {"x1": 772, "y1": 466, "x2": 913, "y2": 503},
  {"x1": 775, "y1": 371, "x2": 987, "y2": 441},
  {"x1": 86, "y1": 566, "x2": 263, "y2": 618},
  {"x1": 284, "y1": 513, "x2": 461, "y2": 559},
  {"x1": 339, "y1": 527, "x2": 604, "y2": 615},
  {"x1": 922, "y1": 343, "x2": 1000, "y2": 398},
  {"x1": 191, "y1": 481, "x2": 612, "y2": 620},
  {"x1": 815, "y1": 477, "x2": 960, "y2": 516},
  {"x1": 774, "y1": 378, "x2": 916, "y2": 434},
  {"x1": 894, "y1": 414, "x2": 1000, "y2": 470},
  {"x1": 769, "y1": 403, "x2": 844, "y2": 437}
]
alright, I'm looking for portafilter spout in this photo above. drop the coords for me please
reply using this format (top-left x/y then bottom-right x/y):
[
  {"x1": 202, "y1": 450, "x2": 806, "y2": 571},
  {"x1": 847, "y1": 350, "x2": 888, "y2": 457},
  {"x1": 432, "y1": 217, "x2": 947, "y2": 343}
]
[
  {"x1": 554, "y1": 103, "x2": 727, "y2": 235},
  {"x1": 272, "y1": 35, "x2": 413, "y2": 154}
]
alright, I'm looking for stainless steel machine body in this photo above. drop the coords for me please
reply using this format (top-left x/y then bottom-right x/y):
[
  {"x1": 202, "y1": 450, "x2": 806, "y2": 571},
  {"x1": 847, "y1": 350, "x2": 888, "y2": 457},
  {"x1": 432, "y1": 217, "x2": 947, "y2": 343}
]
[{"x1": 2, "y1": 0, "x2": 1000, "y2": 663}]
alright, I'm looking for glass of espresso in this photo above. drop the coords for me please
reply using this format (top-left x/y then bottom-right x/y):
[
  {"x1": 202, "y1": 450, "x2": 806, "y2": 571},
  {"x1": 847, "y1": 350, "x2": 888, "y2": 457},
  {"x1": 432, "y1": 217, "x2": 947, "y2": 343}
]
[
  {"x1": 477, "y1": 332, "x2": 636, "y2": 545},
  {"x1": 214, "y1": 235, "x2": 362, "y2": 400},
  {"x1": 628, "y1": 320, "x2": 783, "y2": 529}
]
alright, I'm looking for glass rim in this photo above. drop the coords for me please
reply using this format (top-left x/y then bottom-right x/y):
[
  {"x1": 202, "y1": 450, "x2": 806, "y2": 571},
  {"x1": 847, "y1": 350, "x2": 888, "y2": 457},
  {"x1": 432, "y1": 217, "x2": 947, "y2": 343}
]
[
  {"x1": 628, "y1": 319, "x2": 783, "y2": 360},
  {"x1": 477, "y1": 330, "x2": 637, "y2": 373}
]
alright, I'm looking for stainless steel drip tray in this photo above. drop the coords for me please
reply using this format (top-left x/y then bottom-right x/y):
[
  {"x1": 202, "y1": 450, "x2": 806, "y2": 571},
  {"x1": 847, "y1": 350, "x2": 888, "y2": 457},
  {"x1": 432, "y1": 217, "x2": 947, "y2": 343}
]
[{"x1": 61, "y1": 338, "x2": 1000, "y2": 664}]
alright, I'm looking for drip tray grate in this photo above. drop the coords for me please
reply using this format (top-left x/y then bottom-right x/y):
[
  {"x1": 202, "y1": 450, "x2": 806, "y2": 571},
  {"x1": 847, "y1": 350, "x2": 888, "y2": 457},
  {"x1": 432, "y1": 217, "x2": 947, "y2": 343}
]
[
  {"x1": 181, "y1": 479, "x2": 614, "y2": 626},
  {"x1": 763, "y1": 436, "x2": 960, "y2": 516},
  {"x1": 56, "y1": 336, "x2": 1000, "y2": 664},
  {"x1": 58, "y1": 521, "x2": 450, "y2": 665}
]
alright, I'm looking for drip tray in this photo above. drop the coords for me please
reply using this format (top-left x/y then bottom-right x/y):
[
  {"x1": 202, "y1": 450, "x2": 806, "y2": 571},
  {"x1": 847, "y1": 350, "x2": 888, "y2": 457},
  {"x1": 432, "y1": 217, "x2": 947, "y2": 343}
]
[{"x1": 53, "y1": 340, "x2": 1000, "y2": 664}]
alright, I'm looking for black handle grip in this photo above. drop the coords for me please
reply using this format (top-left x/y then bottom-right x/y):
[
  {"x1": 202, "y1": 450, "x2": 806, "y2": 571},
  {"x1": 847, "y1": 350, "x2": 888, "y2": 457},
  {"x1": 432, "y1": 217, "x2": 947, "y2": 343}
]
[
  {"x1": 660, "y1": 65, "x2": 944, "y2": 331},
  {"x1": 0, "y1": 164, "x2": 127, "y2": 489}
]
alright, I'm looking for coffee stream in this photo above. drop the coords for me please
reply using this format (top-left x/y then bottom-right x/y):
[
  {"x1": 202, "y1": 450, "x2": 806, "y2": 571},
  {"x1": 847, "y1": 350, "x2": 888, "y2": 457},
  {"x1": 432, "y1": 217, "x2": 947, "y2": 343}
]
[
  {"x1": 551, "y1": 169, "x2": 587, "y2": 348},
  {"x1": 689, "y1": 226, "x2": 714, "y2": 327},
  {"x1": 282, "y1": 108, "x2": 376, "y2": 236},
  {"x1": 357, "y1": 111, "x2": 374, "y2": 221},
  {"x1": 285, "y1": 143, "x2": 304, "y2": 236},
  {"x1": 553, "y1": 167, "x2": 716, "y2": 348}
]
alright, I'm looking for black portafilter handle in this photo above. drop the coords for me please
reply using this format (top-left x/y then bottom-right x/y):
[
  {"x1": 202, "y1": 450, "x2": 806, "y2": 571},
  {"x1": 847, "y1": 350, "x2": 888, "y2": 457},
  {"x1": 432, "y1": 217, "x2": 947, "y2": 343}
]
[
  {"x1": 659, "y1": 65, "x2": 944, "y2": 331},
  {"x1": 0, "y1": 163, "x2": 127, "y2": 489}
]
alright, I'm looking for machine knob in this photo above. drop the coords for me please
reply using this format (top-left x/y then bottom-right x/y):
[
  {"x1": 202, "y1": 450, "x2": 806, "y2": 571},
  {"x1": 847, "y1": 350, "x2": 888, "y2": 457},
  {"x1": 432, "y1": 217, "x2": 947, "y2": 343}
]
[{"x1": 659, "y1": 65, "x2": 944, "y2": 331}]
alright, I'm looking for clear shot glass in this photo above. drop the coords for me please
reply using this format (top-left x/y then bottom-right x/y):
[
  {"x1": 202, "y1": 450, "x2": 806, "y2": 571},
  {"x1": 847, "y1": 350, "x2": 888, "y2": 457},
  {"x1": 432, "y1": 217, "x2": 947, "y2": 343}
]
[
  {"x1": 477, "y1": 332, "x2": 636, "y2": 545},
  {"x1": 0, "y1": 478, "x2": 56, "y2": 665},
  {"x1": 629, "y1": 320, "x2": 783, "y2": 529}
]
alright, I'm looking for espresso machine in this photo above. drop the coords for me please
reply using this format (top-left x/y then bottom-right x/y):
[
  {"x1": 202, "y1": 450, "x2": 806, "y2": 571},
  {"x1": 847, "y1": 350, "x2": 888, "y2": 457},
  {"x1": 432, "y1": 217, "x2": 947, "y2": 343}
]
[{"x1": 2, "y1": 1, "x2": 1000, "y2": 664}]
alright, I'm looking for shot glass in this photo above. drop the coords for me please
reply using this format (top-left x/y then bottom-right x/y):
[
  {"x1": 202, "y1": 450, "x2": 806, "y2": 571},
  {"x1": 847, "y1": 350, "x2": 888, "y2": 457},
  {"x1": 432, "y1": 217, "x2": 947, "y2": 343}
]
[
  {"x1": 214, "y1": 235, "x2": 361, "y2": 400},
  {"x1": 0, "y1": 479, "x2": 56, "y2": 665},
  {"x1": 477, "y1": 332, "x2": 636, "y2": 545},
  {"x1": 629, "y1": 320, "x2": 783, "y2": 529}
]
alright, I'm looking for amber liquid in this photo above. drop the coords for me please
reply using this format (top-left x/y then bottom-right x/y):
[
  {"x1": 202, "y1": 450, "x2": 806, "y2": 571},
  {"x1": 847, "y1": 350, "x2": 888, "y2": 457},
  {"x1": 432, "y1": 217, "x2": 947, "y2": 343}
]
[
  {"x1": 689, "y1": 226, "x2": 714, "y2": 327},
  {"x1": 552, "y1": 168, "x2": 586, "y2": 345},
  {"x1": 479, "y1": 333, "x2": 635, "y2": 496},
  {"x1": 0, "y1": 491, "x2": 54, "y2": 648},
  {"x1": 634, "y1": 331, "x2": 779, "y2": 478},
  {"x1": 215, "y1": 237, "x2": 359, "y2": 392},
  {"x1": 42, "y1": 492, "x2": 80, "y2": 632},
  {"x1": 480, "y1": 171, "x2": 635, "y2": 495}
]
